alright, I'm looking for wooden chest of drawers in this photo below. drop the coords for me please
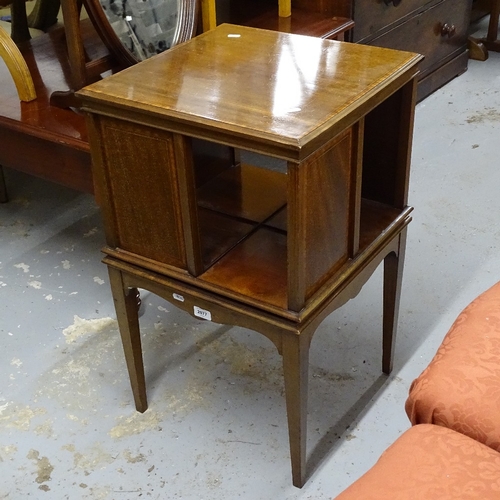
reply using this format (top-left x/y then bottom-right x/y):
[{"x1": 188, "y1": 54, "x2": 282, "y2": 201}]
[
  {"x1": 349, "y1": 0, "x2": 473, "y2": 100},
  {"x1": 218, "y1": 0, "x2": 472, "y2": 100}
]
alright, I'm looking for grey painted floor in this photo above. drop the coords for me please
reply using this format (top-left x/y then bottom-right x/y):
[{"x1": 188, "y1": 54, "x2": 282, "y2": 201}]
[{"x1": 1, "y1": 24, "x2": 500, "y2": 500}]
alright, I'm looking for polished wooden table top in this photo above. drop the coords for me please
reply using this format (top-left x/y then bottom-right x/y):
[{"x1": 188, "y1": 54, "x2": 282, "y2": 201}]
[{"x1": 79, "y1": 24, "x2": 422, "y2": 160}]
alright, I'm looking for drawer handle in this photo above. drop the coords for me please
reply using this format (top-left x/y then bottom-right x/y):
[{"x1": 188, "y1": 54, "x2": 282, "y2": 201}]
[
  {"x1": 383, "y1": 0, "x2": 402, "y2": 5},
  {"x1": 441, "y1": 23, "x2": 456, "y2": 37}
]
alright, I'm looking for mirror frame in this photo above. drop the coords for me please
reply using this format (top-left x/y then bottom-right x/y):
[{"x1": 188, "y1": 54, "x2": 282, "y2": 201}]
[{"x1": 83, "y1": 0, "x2": 199, "y2": 66}]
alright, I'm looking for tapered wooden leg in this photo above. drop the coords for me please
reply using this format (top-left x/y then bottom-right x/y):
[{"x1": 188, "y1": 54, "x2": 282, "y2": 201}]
[
  {"x1": 0, "y1": 166, "x2": 7, "y2": 203},
  {"x1": 108, "y1": 267, "x2": 148, "y2": 412},
  {"x1": 282, "y1": 333, "x2": 310, "y2": 488},
  {"x1": 10, "y1": 0, "x2": 31, "y2": 44},
  {"x1": 472, "y1": 0, "x2": 500, "y2": 55},
  {"x1": 382, "y1": 229, "x2": 407, "y2": 374},
  {"x1": 487, "y1": 0, "x2": 500, "y2": 44}
]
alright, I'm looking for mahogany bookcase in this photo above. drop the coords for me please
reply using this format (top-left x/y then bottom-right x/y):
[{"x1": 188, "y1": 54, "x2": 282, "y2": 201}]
[{"x1": 78, "y1": 25, "x2": 422, "y2": 487}]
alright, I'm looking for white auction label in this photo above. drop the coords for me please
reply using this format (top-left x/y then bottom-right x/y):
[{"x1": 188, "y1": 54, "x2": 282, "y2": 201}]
[
  {"x1": 173, "y1": 293, "x2": 184, "y2": 302},
  {"x1": 193, "y1": 306, "x2": 212, "y2": 321}
]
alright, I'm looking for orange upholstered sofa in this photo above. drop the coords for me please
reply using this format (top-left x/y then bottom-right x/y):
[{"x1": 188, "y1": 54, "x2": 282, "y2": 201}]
[
  {"x1": 406, "y1": 280, "x2": 500, "y2": 451},
  {"x1": 334, "y1": 424, "x2": 500, "y2": 499},
  {"x1": 334, "y1": 281, "x2": 500, "y2": 498}
]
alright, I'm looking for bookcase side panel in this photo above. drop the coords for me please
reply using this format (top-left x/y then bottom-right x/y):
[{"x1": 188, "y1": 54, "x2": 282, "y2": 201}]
[
  {"x1": 288, "y1": 129, "x2": 353, "y2": 311},
  {"x1": 97, "y1": 117, "x2": 189, "y2": 270}
]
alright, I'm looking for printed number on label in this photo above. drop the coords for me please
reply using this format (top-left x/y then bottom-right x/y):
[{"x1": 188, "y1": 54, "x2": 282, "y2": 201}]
[
  {"x1": 194, "y1": 306, "x2": 212, "y2": 321},
  {"x1": 173, "y1": 293, "x2": 184, "y2": 302}
]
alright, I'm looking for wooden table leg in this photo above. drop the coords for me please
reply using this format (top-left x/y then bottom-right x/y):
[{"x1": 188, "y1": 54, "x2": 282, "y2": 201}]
[
  {"x1": 382, "y1": 228, "x2": 407, "y2": 374},
  {"x1": 0, "y1": 165, "x2": 7, "y2": 203},
  {"x1": 487, "y1": 0, "x2": 500, "y2": 43},
  {"x1": 469, "y1": 0, "x2": 500, "y2": 58},
  {"x1": 10, "y1": 0, "x2": 31, "y2": 44},
  {"x1": 282, "y1": 332, "x2": 310, "y2": 488},
  {"x1": 201, "y1": 0, "x2": 217, "y2": 31},
  {"x1": 108, "y1": 267, "x2": 148, "y2": 413},
  {"x1": 279, "y1": 0, "x2": 291, "y2": 17}
]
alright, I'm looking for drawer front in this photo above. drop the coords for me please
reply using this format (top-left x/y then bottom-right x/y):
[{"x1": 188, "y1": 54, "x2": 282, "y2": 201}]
[
  {"x1": 368, "y1": 0, "x2": 471, "y2": 77},
  {"x1": 352, "y1": 0, "x2": 437, "y2": 42}
]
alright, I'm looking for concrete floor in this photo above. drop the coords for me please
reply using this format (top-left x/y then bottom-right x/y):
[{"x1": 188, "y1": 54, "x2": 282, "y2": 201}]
[{"x1": 1, "y1": 22, "x2": 500, "y2": 500}]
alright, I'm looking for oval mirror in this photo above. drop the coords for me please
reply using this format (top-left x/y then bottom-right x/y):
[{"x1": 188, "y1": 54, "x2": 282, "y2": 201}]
[{"x1": 84, "y1": 0, "x2": 198, "y2": 66}]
